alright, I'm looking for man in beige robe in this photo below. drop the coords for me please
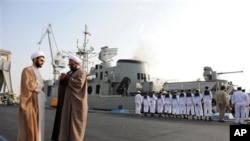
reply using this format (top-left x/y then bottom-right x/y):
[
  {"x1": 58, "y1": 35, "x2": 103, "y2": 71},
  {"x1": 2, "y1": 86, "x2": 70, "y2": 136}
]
[
  {"x1": 58, "y1": 55, "x2": 88, "y2": 141},
  {"x1": 17, "y1": 51, "x2": 46, "y2": 141},
  {"x1": 216, "y1": 85, "x2": 228, "y2": 122}
]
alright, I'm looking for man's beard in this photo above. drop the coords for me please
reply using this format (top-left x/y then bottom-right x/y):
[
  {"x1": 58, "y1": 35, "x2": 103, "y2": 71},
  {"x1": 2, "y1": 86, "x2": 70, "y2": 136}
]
[
  {"x1": 35, "y1": 60, "x2": 42, "y2": 68},
  {"x1": 70, "y1": 67, "x2": 77, "y2": 71}
]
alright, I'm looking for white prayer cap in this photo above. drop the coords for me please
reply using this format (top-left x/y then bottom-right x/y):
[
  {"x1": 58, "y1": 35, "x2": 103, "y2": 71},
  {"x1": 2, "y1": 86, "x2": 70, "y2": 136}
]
[
  {"x1": 69, "y1": 55, "x2": 81, "y2": 64},
  {"x1": 31, "y1": 51, "x2": 45, "y2": 60}
]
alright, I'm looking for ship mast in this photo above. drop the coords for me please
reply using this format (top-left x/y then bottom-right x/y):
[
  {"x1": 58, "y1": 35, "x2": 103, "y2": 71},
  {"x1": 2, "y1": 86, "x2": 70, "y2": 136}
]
[{"x1": 76, "y1": 24, "x2": 95, "y2": 73}]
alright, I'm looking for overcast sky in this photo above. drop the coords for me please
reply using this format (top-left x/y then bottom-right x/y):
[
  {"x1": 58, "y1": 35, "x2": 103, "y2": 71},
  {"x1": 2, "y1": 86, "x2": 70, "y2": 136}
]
[{"x1": 1, "y1": 0, "x2": 250, "y2": 94}]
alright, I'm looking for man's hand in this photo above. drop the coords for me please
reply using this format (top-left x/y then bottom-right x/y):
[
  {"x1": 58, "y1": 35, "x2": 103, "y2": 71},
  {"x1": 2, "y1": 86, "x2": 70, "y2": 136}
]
[{"x1": 59, "y1": 73, "x2": 67, "y2": 80}]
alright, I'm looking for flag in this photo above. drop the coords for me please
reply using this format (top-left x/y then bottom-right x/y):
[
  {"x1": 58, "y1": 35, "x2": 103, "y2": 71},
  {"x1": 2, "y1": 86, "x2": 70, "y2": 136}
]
[{"x1": 86, "y1": 32, "x2": 91, "y2": 36}]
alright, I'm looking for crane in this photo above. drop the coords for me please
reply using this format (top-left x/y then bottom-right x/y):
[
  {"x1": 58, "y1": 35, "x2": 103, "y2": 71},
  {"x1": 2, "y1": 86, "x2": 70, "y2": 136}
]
[{"x1": 37, "y1": 24, "x2": 67, "y2": 84}]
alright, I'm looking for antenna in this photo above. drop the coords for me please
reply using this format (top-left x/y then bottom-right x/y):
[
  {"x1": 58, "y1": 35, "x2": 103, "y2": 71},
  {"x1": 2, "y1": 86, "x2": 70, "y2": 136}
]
[{"x1": 76, "y1": 24, "x2": 96, "y2": 73}]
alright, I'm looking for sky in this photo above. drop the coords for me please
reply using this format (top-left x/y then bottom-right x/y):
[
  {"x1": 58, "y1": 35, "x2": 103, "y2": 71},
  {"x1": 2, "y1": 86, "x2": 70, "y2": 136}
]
[{"x1": 1, "y1": 0, "x2": 250, "y2": 94}]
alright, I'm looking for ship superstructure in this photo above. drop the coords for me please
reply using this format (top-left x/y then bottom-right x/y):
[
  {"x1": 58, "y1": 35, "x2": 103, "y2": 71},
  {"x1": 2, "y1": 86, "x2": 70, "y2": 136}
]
[
  {"x1": 87, "y1": 46, "x2": 162, "y2": 110},
  {"x1": 162, "y1": 66, "x2": 243, "y2": 96}
]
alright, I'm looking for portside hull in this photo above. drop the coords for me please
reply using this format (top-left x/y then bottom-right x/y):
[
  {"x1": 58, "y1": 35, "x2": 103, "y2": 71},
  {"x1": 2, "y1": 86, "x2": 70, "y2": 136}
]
[{"x1": 88, "y1": 96, "x2": 135, "y2": 111}]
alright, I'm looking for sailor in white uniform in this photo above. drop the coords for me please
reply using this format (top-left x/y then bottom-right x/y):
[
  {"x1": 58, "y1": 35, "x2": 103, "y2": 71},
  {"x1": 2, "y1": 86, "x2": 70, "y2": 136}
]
[
  {"x1": 231, "y1": 87, "x2": 249, "y2": 124},
  {"x1": 149, "y1": 92, "x2": 157, "y2": 117},
  {"x1": 194, "y1": 89, "x2": 203, "y2": 120},
  {"x1": 135, "y1": 91, "x2": 143, "y2": 114},
  {"x1": 143, "y1": 92, "x2": 150, "y2": 116},
  {"x1": 157, "y1": 92, "x2": 165, "y2": 117},
  {"x1": 164, "y1": 91, "x2": 172, "y2": 117},
  {"x1": 242, "y1": 89, "x2": 250, "y2": 120},
  {"x1": 179, "y1": 90, "x2": 187, "y2": 119},
  {"x1": 171, "y1": 91, "x2": 179, "y2": 118},
  {"x1": 202, "y1": 86, "x2": 213, "y2": 121},
  {"x1": 186, "y1": 89, "x2": 195, "y2": 119}
]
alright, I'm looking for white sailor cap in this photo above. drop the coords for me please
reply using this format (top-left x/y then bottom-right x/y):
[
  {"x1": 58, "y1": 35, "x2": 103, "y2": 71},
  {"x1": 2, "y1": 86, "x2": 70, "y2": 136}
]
[
  {"x1": 69, "y1": 55, "x2": 81, "y2": 64},
  {"x1": 137, "y1": 91, "x2": 141, "y2": 93},
  {"x1": 162, "y1": 91, "x2": 167, "y2": 94},
  {"x1": 31, "y1": 51, "x2": 45, "y2": 60}
]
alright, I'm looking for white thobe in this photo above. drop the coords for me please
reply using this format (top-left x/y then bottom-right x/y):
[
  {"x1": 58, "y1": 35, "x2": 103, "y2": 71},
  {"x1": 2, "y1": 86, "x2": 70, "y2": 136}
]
[{"x1": 32, "y1": 66, "x2": 46, "y2": 141}]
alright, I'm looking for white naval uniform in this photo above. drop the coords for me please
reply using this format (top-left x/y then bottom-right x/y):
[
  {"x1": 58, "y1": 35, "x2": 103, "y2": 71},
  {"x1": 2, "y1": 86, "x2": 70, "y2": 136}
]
[
  {"x1": 179, "y1": 92, "x2": 187, "y2": 115},
  {"x1": 149, "y1": 94, "x2": 157, "y2": 114},
  {"x1": 244, "y1": 93, "x2": 250, "y2": 119},
  {"x1": 32, "y1": 66, "x2": 46, "y2": 141},
  {"x1": 164, "y1": 94, "x2": 172, "y2": 114},
  {"x1": 143, "y1": 95, "x2": 150, "y2": 113},
  {"x1": 171, "y1": 94, "x2": 179, "y2": 115},
  {"x1": 135, "y1": 93, "x2": 143, "y2": 114},
  {"x1": 186, "y1": 92, "x2": 195, "y2": 115},
  {"x1": 193, "y1": 92, "x2": 203, "y2": 116},
  {"x1": 203, "y1": 90, "x2": 213, "y2": 117},
  {"x1": 157, "y1": 94, "x2": 165, "y2": 114},
  {"x1": 231, "y1": 90, "x2": 249, "y2": 124}
]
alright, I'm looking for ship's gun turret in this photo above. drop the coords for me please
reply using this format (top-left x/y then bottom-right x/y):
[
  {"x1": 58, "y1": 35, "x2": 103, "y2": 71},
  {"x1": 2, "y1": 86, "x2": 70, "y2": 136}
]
[
  {"x1": 217, "y1": 71, "x2": 243, "y2": 75},
  {"x1": 203, "y1": 66, "x2": 243, "y2": 81}
]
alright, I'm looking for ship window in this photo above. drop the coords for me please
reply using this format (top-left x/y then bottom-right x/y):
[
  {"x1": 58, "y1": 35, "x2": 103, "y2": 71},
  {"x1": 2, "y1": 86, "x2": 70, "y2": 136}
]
[
  {"x1": 141, "y1": 73, "x2": 143, "y2": 80},
  {"x1": 137, "y1": 73, "x2": 140, "y2": 80},
  {"x1": 96, "y1": 85, "x2": 101, "y2": 94},
  {"x1": 95, "y1": 65, "x2": 98, "y2": 70},
  {"x1": 100, "y1": 72, "x2": 103, "y2": 80},
  {"x1": 144, "y1": 73, "x2": 146, "y2": 81},
  {"x1": 100, "y1": 65, "x2": 102, "y2": 69},
  {"x1": 88, "y1": 86, "x2": 93, "y2": 94},
  {"x1": 96, "y1": 73, "x2": 98, "y2": 78}
]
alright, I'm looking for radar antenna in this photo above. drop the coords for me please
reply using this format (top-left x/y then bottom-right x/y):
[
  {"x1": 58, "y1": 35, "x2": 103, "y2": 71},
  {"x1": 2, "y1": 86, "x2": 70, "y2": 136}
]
[{"x1": 98, "y1": 46, "x2": 117, "y2": 62}]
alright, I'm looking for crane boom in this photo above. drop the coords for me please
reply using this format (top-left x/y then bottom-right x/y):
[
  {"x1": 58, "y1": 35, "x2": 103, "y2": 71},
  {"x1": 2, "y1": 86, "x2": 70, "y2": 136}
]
[{"x1": 37, "y1": 24, "x2": 65, "y2": 83}]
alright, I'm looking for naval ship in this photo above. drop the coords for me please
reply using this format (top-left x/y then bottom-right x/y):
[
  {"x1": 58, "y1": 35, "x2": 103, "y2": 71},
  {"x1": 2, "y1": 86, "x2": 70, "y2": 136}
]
[
  {"x1": 37, "y1": 24, "x2": 242, "y2": 111},
  {"x1": 40, "y1": 24, "x2": 164, "y2": 110}
]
